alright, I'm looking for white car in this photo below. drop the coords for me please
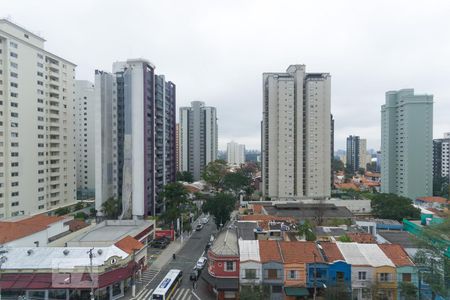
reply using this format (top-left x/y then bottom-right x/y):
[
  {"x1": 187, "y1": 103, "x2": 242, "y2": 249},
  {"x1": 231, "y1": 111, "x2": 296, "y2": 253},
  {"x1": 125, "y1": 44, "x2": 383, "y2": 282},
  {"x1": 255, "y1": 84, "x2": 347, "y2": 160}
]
[
  {"x1": 196, "y1": 257, "x2": 207, "y2": 269},
  {"x1": 201, "y1": 217, "x2": 209, "y2": 224}
]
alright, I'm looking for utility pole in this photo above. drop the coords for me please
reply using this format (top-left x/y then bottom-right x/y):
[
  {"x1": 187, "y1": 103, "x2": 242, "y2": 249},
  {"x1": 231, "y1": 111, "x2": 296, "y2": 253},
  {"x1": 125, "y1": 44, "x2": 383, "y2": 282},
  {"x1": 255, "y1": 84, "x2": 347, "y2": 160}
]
[
  {"x1": 0, "y1": 250, "x2": 8, "y2": 300},
  {"x1": 88, "y1": 248, "x2": 94, "y2": 300},
  {"x1": 131, "y1": 248, "x2": 137, "y2": 297}
]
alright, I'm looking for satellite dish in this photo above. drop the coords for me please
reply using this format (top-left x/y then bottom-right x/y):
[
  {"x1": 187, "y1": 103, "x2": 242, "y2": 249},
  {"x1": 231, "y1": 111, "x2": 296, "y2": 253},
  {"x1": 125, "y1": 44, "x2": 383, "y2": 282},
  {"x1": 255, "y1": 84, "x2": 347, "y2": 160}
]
[{"x1": 63, "y1": 249, "x2": 70, "y2": 256}]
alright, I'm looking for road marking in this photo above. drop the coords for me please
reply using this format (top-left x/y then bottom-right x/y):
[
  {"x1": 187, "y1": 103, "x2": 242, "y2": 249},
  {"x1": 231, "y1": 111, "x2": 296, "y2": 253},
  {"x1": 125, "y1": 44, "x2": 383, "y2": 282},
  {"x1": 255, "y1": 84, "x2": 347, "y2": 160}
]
[
  {"x1": 134, "y1": 269, "x2": 160, "y2": 299},
  {"x1": 141, "y1": 288, "x2": 153, "y2": 300},
  {"x1": 191, "y1": 291, "x2": 201, "y2": 300}
]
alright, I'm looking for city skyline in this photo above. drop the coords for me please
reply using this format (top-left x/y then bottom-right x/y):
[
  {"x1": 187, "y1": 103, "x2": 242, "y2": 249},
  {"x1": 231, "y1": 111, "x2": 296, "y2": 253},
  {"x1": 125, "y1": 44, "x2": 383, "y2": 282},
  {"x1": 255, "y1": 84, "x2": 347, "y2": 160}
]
[{"x1": 3, "y1": 0, "x2": 450, "y2": 150}]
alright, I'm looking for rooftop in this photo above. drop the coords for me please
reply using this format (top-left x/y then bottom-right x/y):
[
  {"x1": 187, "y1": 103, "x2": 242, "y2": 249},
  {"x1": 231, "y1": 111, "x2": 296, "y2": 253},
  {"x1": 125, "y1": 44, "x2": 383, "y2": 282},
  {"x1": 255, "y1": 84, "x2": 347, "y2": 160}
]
[
  {"x1": 336, "y1": 243, "x2": 394, "y2": 267},
  {"x1": 416, "y1": 196, "x2": 449, "y2": 204},
  {"x1": 263, "y1": 204, "x2": 353, "y2": 219},
  {"x1": 315, "y1": 226, "x2": 346, "y2": 237},
  {"x1": 319, "y1": 242, "x2": 345, "y2": 262},
  {"x1": 379, "y1": 244, "x2": 414, "y2": 267},
  {"x1": 377, "y1": 231, "x2": 417, "y2": 249},
  {"x1": 239, "y1": 240, "x2": 260, "y2": 262},
  {"x1": 347, "y1": 232, "x2": 376, "y2": 243},
  {"x1": 258, "y1": 240, "x2": 282, "y2": 262},
  {"x1": 236, "y1": 221, "x2": 257, "y2": 240},
  {"x1": 0, "y1": 214, "x2": 68, "y2": 244},
  {"x1": 114, "y1": 236, "x2": 144, "y2": 254},
  {"x1": 1, "y1": 246, "x2": 128, "y2": 270},
  {"x1": 210, "y1": 228, "x2": 239, "y2": 257},
  {"x1": 279, "y1": 241, "x2": 324, "y2": 264},
  {"x1": 67, "y1": 220, "x2": 153, "y2": 246}
]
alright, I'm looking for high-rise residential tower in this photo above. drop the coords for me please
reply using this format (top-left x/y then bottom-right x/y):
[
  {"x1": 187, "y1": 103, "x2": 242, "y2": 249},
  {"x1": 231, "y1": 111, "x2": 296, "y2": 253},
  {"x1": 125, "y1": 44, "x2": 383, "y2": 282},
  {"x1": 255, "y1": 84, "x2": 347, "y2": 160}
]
[
  {"x1": 179, "y1": 101, "x2": 218, "y2": 181},
  {"x1": 381, "y1": 89, "x2": 433, "y2": 200},
  {"x1": 346, "y1": 135, "x2": 360, "y2": 173},
  {"x1": 75, "y1": 80, "x2": 95, "y2": 199},
  {"x1": 433, "y1": 133, "x2": 450, "y2": 181},
  {"x1": 359, "y1": 138, "x2": 368, "y2": 170},
  {"x1": 227, "y1": 141, "x2": 245, "y2": 166},
  {"x1": 95, "y1": 59, "x2": 176, "y2": 219},
  {"x1": 262, "y1": 65, "x2": 331, "y2": 200},
  {"x1": 0, "y1": 19, "x2": 76, "y2": 219}
]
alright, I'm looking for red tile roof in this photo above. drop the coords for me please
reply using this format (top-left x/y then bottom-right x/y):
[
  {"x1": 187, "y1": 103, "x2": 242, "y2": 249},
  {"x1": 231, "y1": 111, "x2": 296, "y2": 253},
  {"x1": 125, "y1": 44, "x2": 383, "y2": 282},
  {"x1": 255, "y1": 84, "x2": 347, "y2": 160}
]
[
  {"x1": 365, "y1": 172, "x2": 381, "y2": 178},
  {"x1": 258, "y1": 240, "x2": 282, "y2": 263},
  {"x1": 279, "y1": 241, "x2": 324, "y2": 264},
  {"x1": 252, "y1": 204, "x2": 264, "y2": 214},
  {"x1": 319, "y1": 242, "x2": 344, "y2": 262},
  {"x1": 114, "y1": 235, "x2": 144, "y2": 254},
  {"x1": 416, "y1": 196, "x2": 448, "y2": 204},
  {"x1": 0, "y1": 214, "x2": 67, "y2": 243},
  {"x1": 65, "y1": 219, "x2": 89, "y2": 232},
  {"x1": 347, "y1": 232, "x2": 376, "y2": 244},
  {"x1": 335, "y1": 182, "x2": 360, "y2": 191},
  {"x1": 379, "y1": 244, "x2": 414, "y2": 267}
]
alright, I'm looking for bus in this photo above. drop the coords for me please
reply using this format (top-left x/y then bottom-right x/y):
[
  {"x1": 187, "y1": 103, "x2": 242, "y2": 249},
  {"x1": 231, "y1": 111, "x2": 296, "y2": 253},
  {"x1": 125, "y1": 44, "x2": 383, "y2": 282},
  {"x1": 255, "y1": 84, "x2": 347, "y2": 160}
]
[{"x1": 151, "y1": 269, "x2": 183, "y2": 300}]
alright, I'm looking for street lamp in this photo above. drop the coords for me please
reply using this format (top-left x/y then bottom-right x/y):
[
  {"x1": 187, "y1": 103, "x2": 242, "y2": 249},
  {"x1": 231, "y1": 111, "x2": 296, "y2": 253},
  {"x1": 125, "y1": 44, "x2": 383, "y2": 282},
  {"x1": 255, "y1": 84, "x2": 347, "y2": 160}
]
[
  {"x1": 0, "y1": 252, "x2": 7, "y2": 300},
  {"x1": 87, "y1": 248, "x2": 94, "y2": 300}
]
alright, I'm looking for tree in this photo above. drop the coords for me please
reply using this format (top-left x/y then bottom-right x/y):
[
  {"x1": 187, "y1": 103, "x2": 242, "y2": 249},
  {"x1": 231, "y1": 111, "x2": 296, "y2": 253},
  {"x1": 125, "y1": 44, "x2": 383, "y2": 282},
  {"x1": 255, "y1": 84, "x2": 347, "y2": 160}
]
[
  {"x1": 74, "y1": 211, "x2": 87, "y2": 220},
  {"x1": 433, "y1": 175, "x2": 449, "y2": 198},
  {"x1": 332, "y1": 158, "x2": 345, "y2": 173},
  {"x1": 202, "y1": 192, "x2": 235, "y2": 229},
  {"x1": 176, "y1": 171, "x2": 194, "y2": 183},
  {"x1": 370, "y1": 193, "x2": 420, "y2": 222},
  {"x1": 240, "y1": 285, "x2": 269, "y2": 300},
  {"x1": 366, "y1": 161, "x2": 378, "y2": 172},
  {"x1": 223, "y1": 172, "x2": 251, "y2": 194},
  {"x1": 358, "y1": 167, "x2": 365, "y2": 176},
  {"x1": 297, "y1": 220, "x2": 316, "y2": 241},
  {"x1": 324, "y1": 283, "x2": 351, "y2": 300},
  {"x1": 55, "y1": 207, "x2": 70, "y2": 216},
  {"x1": 74, "y1": 202, "x2": 84, "y2": 211},
  {"x1": 202, "y1": 160, "x2": 228, "y2": 189},
  {"x1": 160, "y1": 182, "x2": 189, "y2": 225},
  {"x1": 413, "y1": 218, "x2": 450, "y2": 299},
  {"x1": 398, "y1": 282, "x2": 418, "y2": 300},
  {"x1": 338, "y1": 235, "x2": 352, "y2": 242},
  {"x1": 101, "y1": 197, "x2": 121, "y2": 219}
]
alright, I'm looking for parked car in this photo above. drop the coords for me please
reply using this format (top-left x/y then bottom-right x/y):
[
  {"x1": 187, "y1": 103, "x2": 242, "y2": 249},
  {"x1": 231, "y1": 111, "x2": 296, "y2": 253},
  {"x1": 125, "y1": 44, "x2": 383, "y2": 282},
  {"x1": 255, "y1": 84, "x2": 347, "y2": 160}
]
[
  {"x1": 205, "y1": 241, "x2": 212, "y2": 251},
  {"x1": 196, "y1": 257, "x2": 207, "y2": 270},
  {"x1": 201, "y1": 217, "x2": 209, "y2": 225},
  {"x1": 195, "y1": 224, "x2": 203, "y2": 231},
  {"x1": 150, "y1": 239, "x2": 169, "y2": 249},
  {"x1": 190, "y1": 268, "x2": 200, "y2": 281}
]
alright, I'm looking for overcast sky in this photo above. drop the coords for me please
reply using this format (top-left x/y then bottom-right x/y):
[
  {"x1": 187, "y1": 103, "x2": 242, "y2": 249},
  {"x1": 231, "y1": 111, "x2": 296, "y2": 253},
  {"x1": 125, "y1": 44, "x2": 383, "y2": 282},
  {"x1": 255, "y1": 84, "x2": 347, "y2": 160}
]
[{"x1": 4, "y1": 0, "x2": 450, "y2": 150}]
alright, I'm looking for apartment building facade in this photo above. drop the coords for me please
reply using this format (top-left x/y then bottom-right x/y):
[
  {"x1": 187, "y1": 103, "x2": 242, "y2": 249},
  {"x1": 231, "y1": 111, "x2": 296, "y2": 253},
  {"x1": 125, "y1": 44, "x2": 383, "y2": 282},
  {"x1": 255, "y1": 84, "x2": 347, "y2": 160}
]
[
  {"x1": 262, "y1": 65, "x2": 331, "y2": 200},
  {"x1": 0, "y1": 19, "x2": 76, "y2": 219},
  {"x1": 179, "y1": 101, "x2": 218, "y2": 181},
  {"x1": 227, "y1": 141, "x2": 245, "y2": 166},
  {"x1": 381, "y1": 89, "x2": 433, "y2": 200},
  {"x1": 95, "y1": 59, "x2": 176, "y2": 219},
  {"x1": 346, "y1": 135, "x2": 360, "y2": 172},
  {"x1": 74, "y1": 80, "x2": 95, "y2": 199}
]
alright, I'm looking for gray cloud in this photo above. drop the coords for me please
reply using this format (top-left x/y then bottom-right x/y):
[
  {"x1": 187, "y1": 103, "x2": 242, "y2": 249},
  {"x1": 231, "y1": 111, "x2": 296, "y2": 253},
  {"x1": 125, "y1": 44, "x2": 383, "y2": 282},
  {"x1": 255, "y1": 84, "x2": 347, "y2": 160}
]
[{"x1": 4, "y1": 0, "x2": 450, "y2": 150}]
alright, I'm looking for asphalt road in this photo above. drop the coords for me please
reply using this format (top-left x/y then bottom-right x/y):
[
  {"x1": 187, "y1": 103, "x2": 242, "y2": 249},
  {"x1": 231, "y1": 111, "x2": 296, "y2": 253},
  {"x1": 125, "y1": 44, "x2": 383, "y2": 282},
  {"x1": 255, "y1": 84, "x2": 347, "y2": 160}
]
[{"x1": 140, "y1": 219, "x2": 216, "y2": 300}]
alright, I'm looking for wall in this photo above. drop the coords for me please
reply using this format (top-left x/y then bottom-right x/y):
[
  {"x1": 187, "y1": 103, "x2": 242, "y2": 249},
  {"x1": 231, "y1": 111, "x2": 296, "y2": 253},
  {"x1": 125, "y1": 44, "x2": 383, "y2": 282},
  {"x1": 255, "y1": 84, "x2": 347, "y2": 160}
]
[{"x1": 239, "y1": 261, "x2": 262, "y2": 286}]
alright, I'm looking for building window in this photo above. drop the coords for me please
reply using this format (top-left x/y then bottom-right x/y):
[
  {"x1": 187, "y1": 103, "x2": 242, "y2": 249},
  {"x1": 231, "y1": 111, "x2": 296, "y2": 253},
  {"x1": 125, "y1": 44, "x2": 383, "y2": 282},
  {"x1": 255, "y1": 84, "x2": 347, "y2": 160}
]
[
  {"x1": 225, "y1": 261, "x2": 235, "y2": 272},
  {"x1": 266, "y1": 269, "x2": 280, "y2": 280},
  {"x1": 11, "y1": 192, "x2": 19, "y2": 197},
  {"x1": 402, "y1": 273, "x2": 411, "y2": 282},
  {"x1": 10, "y1": 52, "x2": 18, "y2": 58},
  {"x1": 379, "y1": 273, "x2": 390, "y2": 282},
  {"x1": 11, "y1": 201, "x2": 19, "y2": 206},
  {"x1": 288, "y1": 270, "x2": 298, "y2": 280},
  {"x1": 358, "y1": 272, "x2": 367, "y2": 280},
  {"x1": 244, "y1": 269, "x2": 257, "y2": 279},
  {"x1": 10, "y1": 41, "x2": 18, "y2": 48}
]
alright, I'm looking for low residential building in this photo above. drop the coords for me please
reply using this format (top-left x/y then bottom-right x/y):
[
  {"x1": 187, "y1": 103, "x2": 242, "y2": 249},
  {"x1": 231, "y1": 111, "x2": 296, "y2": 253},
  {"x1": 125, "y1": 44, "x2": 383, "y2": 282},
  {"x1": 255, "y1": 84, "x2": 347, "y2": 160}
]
[
  {"x1": 379, "y1": 244, "x2": 419, "y2": 300},
  {"x1": 356, "y1": 219, "x2": 403, "y2": 237},
  {"x1": 203, "y1": 228, "x2": 239, "y2": 300},
  {"x1": 259, "y1": 240, "x2": 284, "y2": 299},
  {"x1": 0, "y1": 238, "x2": 145, "y2": 299},
  {"x1": 319, "y1": 242, "x2": 352, "y2": 297},
  {"x1": 238, "y1": 240, "x2": 262, "y2": 288},
  {"x1": 337, "y1": 242, "x2": 397, "y2": 300},
  {"x1": 415, "y1": 196, "x2": 449, "y2": 210},
  {"x1": 0, "y1": 214, "x2": 72, "y2": 247}
]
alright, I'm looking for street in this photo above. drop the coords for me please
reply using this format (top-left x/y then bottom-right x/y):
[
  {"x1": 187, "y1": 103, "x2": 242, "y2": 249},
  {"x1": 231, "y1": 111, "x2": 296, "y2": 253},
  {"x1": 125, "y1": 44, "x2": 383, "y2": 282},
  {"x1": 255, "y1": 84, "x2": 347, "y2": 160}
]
[{"x1": 134, "y1": 219, "x2": 217, "y2": 300}]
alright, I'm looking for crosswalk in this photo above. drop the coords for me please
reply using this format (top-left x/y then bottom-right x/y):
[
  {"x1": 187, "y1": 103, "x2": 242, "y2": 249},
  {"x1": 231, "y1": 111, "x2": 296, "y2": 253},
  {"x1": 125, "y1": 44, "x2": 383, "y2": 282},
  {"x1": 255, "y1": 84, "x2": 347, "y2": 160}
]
[
  {"x1": 136, "y1": 268, "x2": 160, "y2": 285},
  {"x1": 137, "y1": 287, "x2": 193, "y2": 300}
]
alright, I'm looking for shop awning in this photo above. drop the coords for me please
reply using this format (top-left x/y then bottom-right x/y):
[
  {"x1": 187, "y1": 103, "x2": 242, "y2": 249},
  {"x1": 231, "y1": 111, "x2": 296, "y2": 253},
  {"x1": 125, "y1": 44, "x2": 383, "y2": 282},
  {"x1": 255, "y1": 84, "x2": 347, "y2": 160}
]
[{"x1": 284, "y1": 287, "x2": 309, "y2": 296}]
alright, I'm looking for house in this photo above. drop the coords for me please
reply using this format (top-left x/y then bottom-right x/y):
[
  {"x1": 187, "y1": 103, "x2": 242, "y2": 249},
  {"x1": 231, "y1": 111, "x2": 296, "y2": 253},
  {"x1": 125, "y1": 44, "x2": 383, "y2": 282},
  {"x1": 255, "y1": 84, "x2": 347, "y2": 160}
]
[
  {"x1": 415, "y1": 196, "x2": 449, "y2": 210},
  {"x1": 280, "y1": 241, "x2": 324, "y2": 299},
  {"x1": 379, "y1": 244, "x2": 418, "y2": 300},
  {"x1": 319, "y1": 242, "x2": 352, "y2": 298},
  {"x1": 203, "y1": 228, "x2": 240, "y2": 300},
  {"x1": 238, "y1": 240, "x2": 262, "y2": 290},
  {"x1": 259, "y1": 240, "x2": 284, "y2": 300}
]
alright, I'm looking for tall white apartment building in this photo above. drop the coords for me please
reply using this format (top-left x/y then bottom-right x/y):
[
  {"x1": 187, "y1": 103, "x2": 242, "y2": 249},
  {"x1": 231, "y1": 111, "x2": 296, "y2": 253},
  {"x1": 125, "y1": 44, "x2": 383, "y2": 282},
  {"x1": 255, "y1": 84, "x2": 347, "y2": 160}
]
[
  {"x1": 179, "y1": 101, "x2": 218, "y2": 181},
  {"x1": 262, "y1": 65, "x2": 331, "y2": 200},
  {"x1": 75, "y1": 80, "x2": 95, "y2": 199},
  {"x1": 0, "y1": 19, "x2": 76, "y2": 219},
  {"x1": 381, "y1": 89, "x2": 433, "y2": 200},
  {"x1": 433, "y1": 133, "x2": 450, "y2": 181},
  {"x1": 359, "y1": 138, "x2": 367, "y2": 170},
  {"x1": 227, "y1": 141, "x2": 245, "y2": 166}
]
